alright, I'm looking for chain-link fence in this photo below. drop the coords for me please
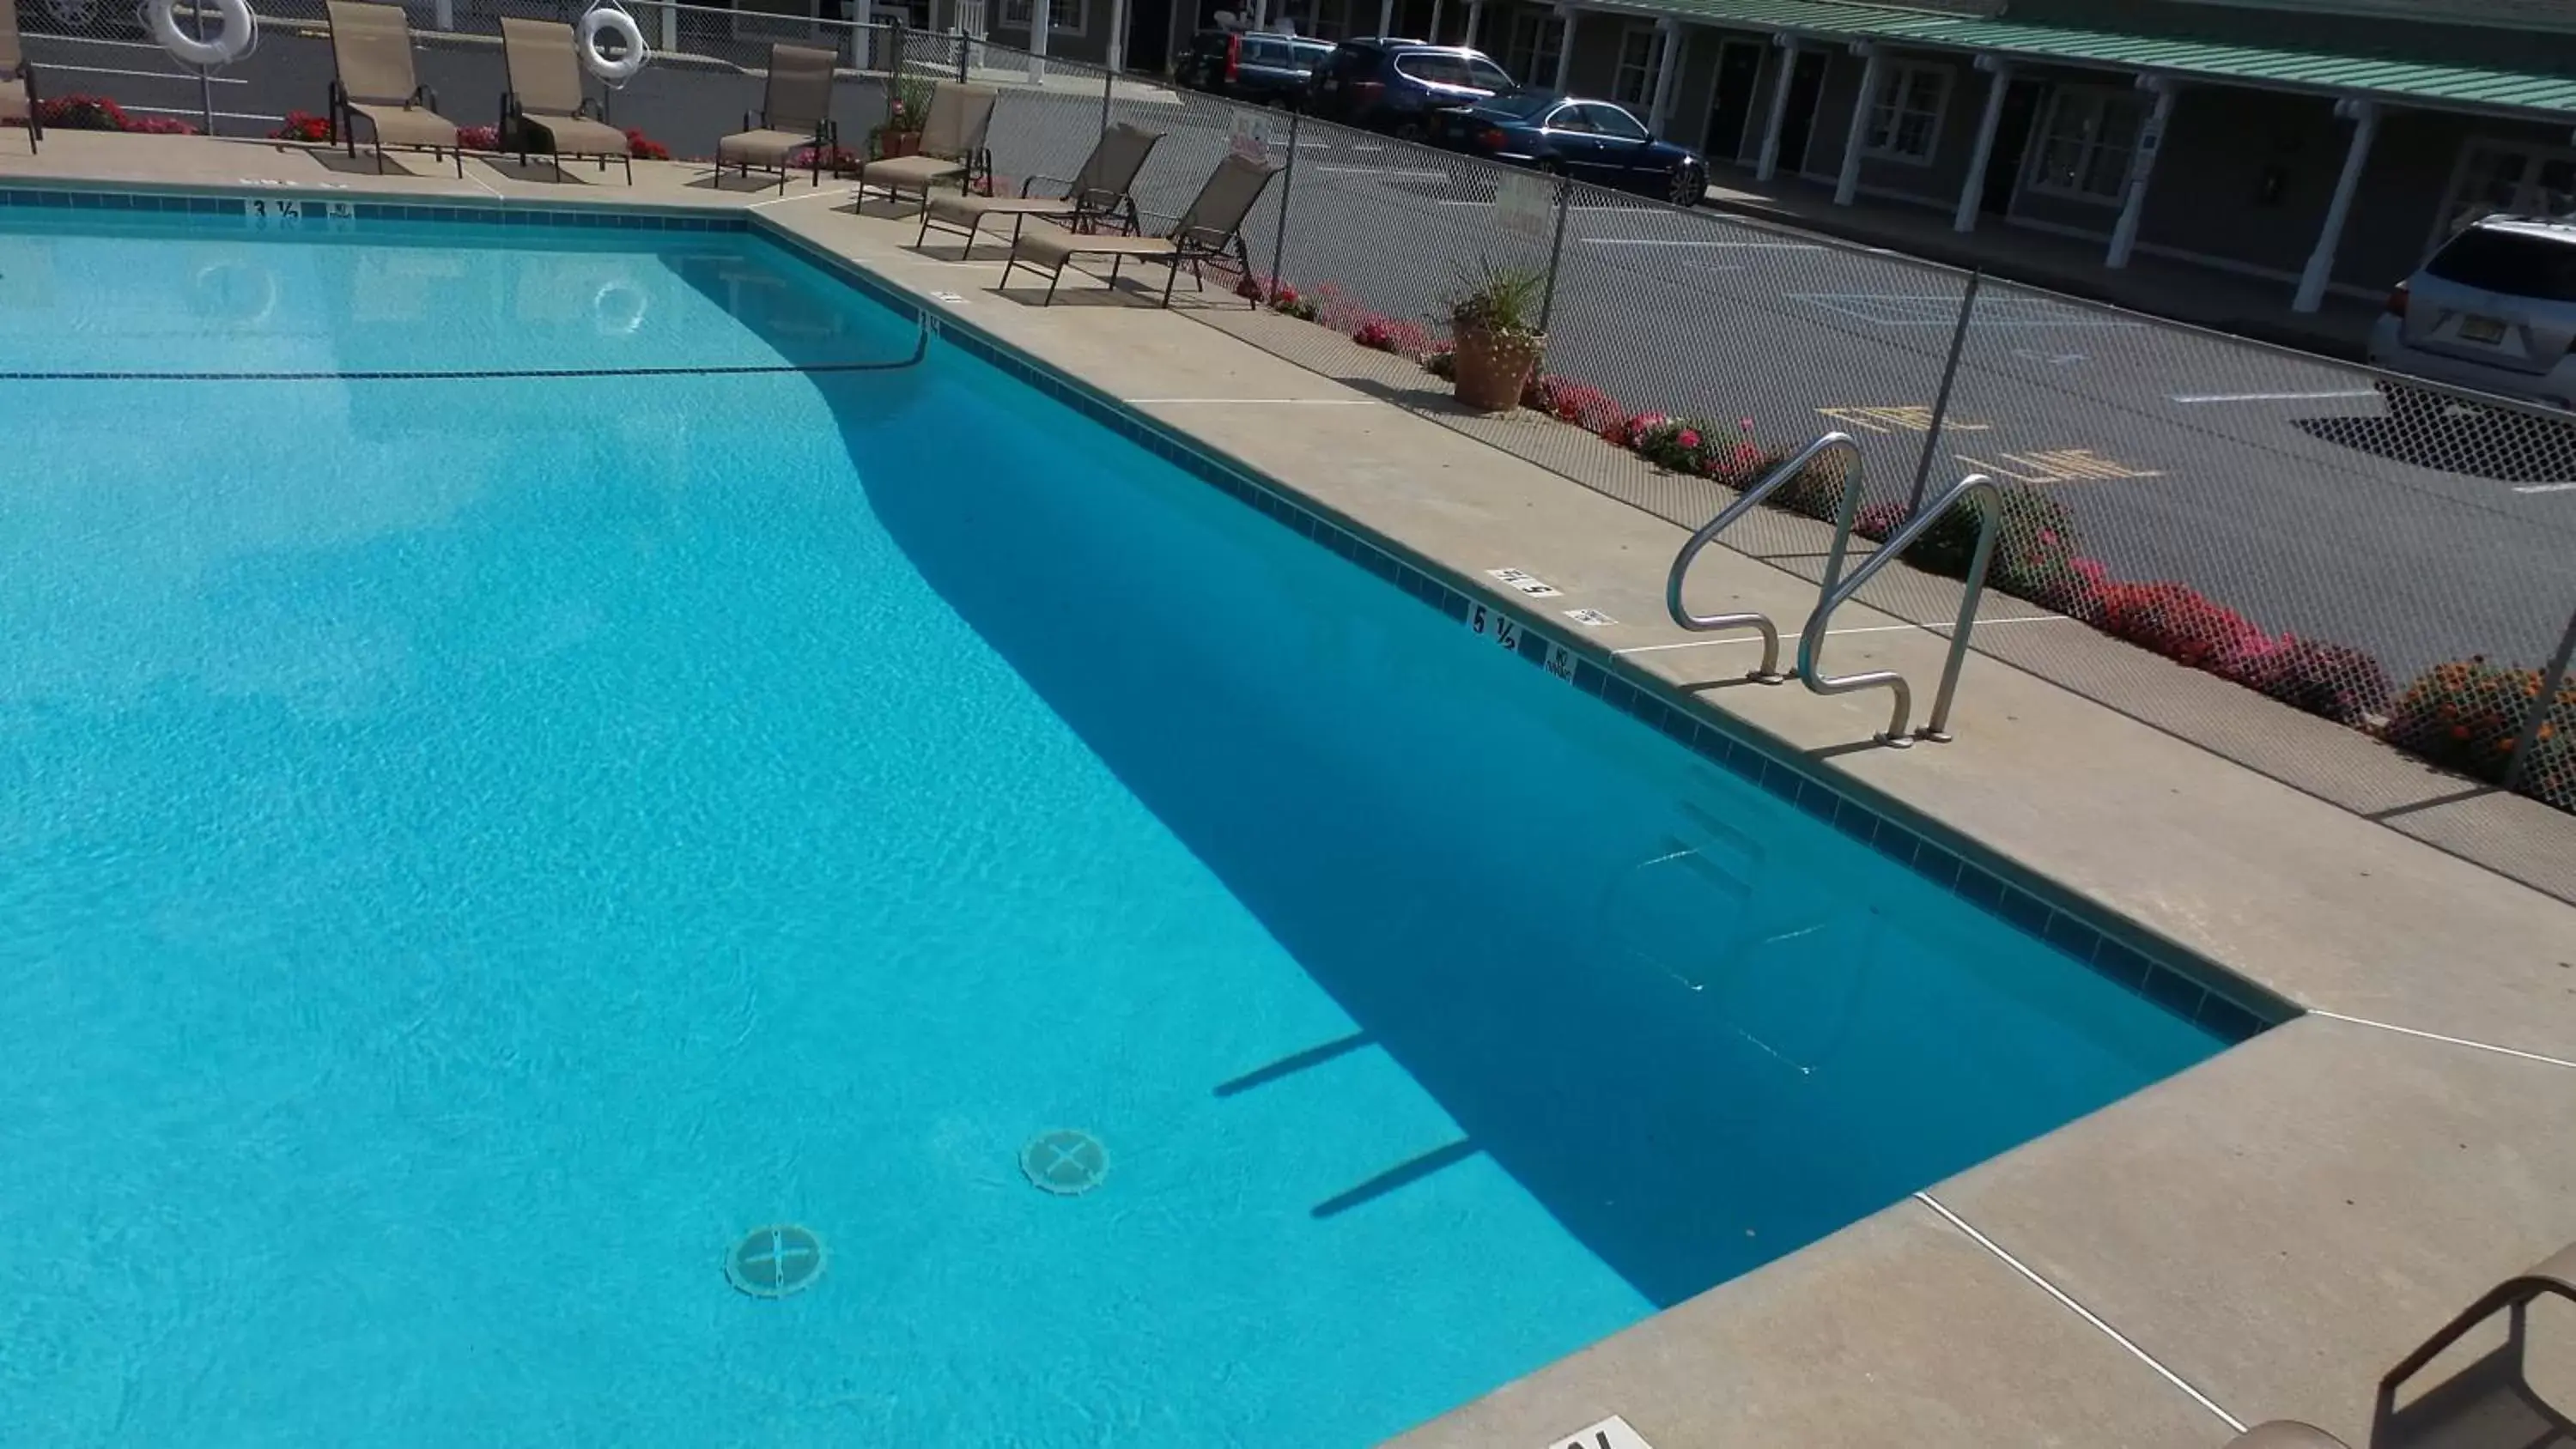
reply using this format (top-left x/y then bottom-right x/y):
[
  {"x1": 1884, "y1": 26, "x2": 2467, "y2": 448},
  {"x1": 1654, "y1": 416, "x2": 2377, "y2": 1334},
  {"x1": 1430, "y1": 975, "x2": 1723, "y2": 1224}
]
[{"x1": 11, "y1": 7, "x2": 2573, "y2": 896}]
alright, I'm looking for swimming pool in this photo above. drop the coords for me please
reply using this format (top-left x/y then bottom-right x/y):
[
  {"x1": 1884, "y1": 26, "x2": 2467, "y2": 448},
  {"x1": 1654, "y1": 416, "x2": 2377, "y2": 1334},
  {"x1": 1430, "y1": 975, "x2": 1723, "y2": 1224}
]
[{"x1": 0, "y1": 197, "x2": 2250, "y2": 1446}]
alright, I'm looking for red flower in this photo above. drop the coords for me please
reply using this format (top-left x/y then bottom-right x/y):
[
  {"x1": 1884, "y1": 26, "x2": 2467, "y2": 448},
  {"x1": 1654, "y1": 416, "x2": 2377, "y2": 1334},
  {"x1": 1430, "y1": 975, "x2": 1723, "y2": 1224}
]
[{"x1": 1677, "y1": 428, "x2": 1701, "y2": 449}]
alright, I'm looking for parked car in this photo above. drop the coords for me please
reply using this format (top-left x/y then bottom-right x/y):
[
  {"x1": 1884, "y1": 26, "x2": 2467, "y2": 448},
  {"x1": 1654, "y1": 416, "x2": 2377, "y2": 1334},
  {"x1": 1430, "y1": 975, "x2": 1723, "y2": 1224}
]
[
  {"x1": 1179, "y1": 30, "x2": 1338, "y2": 106},
  {"x1": 1432, "y1": 91, "x2": 1707, "y2": 206},
  {"x1": 2369, "y1": 215, "x2": 2576, "y2": 419},
  {"x1": 1306, "y1": 39, "x2": 1518, "y2": 139}
]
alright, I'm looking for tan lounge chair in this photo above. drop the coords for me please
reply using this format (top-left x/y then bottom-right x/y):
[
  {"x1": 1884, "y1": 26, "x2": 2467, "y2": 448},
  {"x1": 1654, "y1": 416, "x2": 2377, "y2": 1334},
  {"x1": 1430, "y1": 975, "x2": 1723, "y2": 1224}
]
[
  {"x1": 1000, "y1": 152, "x2": 1283, "y2": 308},
  {"x1": 916, "y1": 121, "x2": 1161, "y2": 253},
  {"x1": 714, "y1": 43, "x2": 838, "y2": 191},
  {"x1": 499, "y1": 17, "x2": 632, "y2": 184},
  {"x1": 2369, "y1": 1238, "x2": 2576, "y2": 1446},
  {"x1": 849, "y1": 82, "x2": 994, "y2": 210},
  {"x1": 2, "y1": 0, "x2": 43, "y2": 155},
  {"x1": 326, "y1": 0, "x2": 462, "y2": 176}
]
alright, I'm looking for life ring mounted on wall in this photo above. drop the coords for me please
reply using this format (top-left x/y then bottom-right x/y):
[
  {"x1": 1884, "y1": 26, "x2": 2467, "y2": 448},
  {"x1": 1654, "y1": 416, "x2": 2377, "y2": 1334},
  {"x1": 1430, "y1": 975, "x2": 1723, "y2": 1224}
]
[
  {"x1": 143, "y1": 0, "x2": 256, "y2": 68},
  {"x1": 577, "y1": 4, "x2": 649, "y2": 83}
]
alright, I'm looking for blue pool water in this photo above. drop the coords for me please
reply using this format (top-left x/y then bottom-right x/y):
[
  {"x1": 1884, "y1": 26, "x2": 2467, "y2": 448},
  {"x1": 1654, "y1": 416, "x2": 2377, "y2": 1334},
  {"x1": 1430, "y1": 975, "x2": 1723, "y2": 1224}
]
[{"x1": 0, "y1": 209, "x2": 2226, "y2": 1446}]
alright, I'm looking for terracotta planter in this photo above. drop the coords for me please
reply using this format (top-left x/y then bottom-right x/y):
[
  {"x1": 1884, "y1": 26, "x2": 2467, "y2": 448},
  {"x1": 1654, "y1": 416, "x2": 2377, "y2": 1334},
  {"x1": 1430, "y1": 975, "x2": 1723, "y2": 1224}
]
[
  {"x1": 878, "y1": 130, "x2": 922, "y2": 159},
  {"x1": 1450, "y1": 325, "x2": 1545, "y2": 414}
]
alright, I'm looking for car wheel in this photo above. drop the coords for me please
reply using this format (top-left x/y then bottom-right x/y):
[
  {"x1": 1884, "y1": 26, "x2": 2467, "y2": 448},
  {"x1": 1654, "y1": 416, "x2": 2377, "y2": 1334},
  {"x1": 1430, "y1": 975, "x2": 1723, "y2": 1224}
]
[{"x1": 1668, "y1": 162, "x2": 1703, "y2": 207}]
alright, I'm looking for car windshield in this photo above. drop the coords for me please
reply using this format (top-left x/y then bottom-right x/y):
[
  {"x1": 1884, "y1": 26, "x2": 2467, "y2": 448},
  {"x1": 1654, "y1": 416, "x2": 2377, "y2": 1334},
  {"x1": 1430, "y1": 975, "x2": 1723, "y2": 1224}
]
[
  {"x1": 1291, "y1": 40, "x2": 1335, "y2": 63},
  {"x1": 1482, "y1": 90, "x2": 1556, "y2": 119},
  {"x1": 2426, "y1": 227, "x2": 2576, "y2": 302}
]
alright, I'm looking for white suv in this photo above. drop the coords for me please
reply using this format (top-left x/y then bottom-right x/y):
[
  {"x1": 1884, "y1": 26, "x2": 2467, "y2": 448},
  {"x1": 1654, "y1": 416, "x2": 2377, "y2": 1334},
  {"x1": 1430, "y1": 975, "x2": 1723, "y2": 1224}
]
[{"x1": 2368, "y1": 216, "x2": 2576, "y2": 420}]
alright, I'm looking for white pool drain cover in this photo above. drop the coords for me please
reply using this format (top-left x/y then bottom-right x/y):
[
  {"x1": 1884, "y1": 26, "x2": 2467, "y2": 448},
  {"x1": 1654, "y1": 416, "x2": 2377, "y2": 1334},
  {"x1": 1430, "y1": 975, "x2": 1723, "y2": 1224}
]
[
  {"x1": 1020, "y1": 1129, "x2": 1109, "y2": 1196},
  {"x1": 726, "y1": 1224, "x2": 826, "y2": 1299}
]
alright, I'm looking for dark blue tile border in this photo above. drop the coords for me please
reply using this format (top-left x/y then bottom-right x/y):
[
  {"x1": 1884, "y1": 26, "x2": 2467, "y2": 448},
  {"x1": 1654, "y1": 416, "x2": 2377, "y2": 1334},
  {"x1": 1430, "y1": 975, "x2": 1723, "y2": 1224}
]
[
  {"x1": 0, "y1": 185, "x2": 2286, "y2": 1046},
  {"x1": 0, "y1": 185, "x2": 744, "y2": 235}
]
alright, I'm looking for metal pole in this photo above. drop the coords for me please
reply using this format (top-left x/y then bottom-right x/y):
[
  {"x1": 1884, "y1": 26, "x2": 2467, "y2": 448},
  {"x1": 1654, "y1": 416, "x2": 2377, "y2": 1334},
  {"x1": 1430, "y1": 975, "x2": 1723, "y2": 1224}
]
[
  {"x1": 1538, "y1": 170, "x2": 1571, "y2": 335},
  {"x1": 890, "y1": 18, "x2": 908, "y2": 130},
  {"x1": 1908, "y1": 268, "x2": 1981, "y2": 517},
  {"x1": 1269, "y1": 105, "x2": 1298, "y2": 291},
  {"x1": 2502, "y1": 602, "x2": 2576, "y2": 794},
  {"x1": 191, "y1": 1, "x2": 216, "y2": 136},
  {"x1": 1099, "y1": 56, "x2": 1115, "y2": 135}
]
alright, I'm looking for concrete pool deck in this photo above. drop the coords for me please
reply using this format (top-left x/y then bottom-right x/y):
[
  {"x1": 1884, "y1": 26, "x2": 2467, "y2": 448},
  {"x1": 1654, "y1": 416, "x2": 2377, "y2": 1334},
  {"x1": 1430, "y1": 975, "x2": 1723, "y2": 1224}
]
[{"x1": 7, "y1": 132, "x2": 2573, "y2": 1446}]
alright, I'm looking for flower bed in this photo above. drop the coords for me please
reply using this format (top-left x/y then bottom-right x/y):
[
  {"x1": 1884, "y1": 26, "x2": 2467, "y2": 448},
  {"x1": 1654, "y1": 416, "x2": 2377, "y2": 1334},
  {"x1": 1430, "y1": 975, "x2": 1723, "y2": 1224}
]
[
  {"x1": 30, "y1": 95, "x2": 198, "y2": 136},
  {"x1": 1223, "y1": 274, "x2": 2568, "y2": 811}
]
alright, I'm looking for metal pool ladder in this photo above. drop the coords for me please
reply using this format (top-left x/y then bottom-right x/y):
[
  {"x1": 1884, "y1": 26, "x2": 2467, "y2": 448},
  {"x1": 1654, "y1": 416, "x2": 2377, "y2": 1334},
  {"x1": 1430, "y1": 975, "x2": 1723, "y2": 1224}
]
[
  {"x1": 1799, "y1": 471, "x2": 2002, "y2": 748},
  {"x1": 1663, "y1": 432, "x2": 1862, "y2": 684}
]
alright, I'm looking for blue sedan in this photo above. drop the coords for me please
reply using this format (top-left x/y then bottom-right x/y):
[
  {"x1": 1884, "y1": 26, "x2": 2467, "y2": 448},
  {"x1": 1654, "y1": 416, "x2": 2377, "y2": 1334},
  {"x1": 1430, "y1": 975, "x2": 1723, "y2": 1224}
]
[{"x1": 1432, "y1": 92, "x2": 1708, "y2": 206}]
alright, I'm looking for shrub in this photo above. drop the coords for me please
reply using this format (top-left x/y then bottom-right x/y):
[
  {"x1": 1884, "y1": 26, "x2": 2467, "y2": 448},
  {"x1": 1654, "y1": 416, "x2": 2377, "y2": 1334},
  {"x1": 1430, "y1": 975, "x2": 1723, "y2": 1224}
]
[
  {"x1": 624, "y1": 129, "x2": 671, "y2": 161},
  {"x1": 270, "y1": 112, "x2": 333, "y2": 143},
  {"x1": 1523, "y1": 374, "x2": 1625, "y2": 434},
  {"x1": 1625, "y1": 415, "x2": 1770, "y2": 482},
  {"x1": 458, "y1": 124, "x2": 501, "y2": 152},
  {"x1": 38, "y1": 95, "x2": 134, "y2": 131},
  {"x1": 1351, "y1": 314, "x2": 1431, "y2": 357},
  {"x1": 2228, "y1": 635, "x2": 2395, "y2": 727},
  {"x1": 1898, "y1": 482, "x2": 2085, "y2": 603},
  {"x1": 2092, "y1": 579, "x2": 2269, "y2": 673},
  {"x1": 1771, "y1": 449, "x2": 1858, "y2": 523},
  {"x1": 1268, "y1": 282, "x2": 1319, "y2": 322},
  {"x1": 1422, "y1": 347, "x2": 1455, "y2": 380},
  {"x1": 789, "y1": 142, "x2": 862, "y2": 173},
  {"x1": 2386, "y1": 656, "x2": 2574, "y2": 787},
  {"x1": 129, "y1": 115, "x2": 199, "y2": 136}
]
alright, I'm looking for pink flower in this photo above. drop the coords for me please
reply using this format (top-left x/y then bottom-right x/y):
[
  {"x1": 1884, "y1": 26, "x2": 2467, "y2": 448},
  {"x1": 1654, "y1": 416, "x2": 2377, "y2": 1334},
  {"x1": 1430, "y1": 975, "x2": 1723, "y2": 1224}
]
[
  {"x1": 1733, "y1": 441, "x2": 1762, "y2": 465},
  {"x1": 1738, "y1": 418, "x2": 1756, "y2": 433},
  {"x1": 1677, "y1": 428, "x2": 1701, "y2": 449}
]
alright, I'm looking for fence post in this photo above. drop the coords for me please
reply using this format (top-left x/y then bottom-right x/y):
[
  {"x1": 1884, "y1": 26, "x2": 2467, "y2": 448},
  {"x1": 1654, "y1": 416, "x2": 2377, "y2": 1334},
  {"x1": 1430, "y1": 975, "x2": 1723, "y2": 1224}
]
[
  {"x1": 1269, "y1": 106, "x2": 1299, "y2": 292},
  {"x1": 1908, "y1": 268, "x2": 1981, "y2": 517},
  {"x1": 2503, "y1": 603, "x2": 2576, "y2": 796},
  {"x1": 1098, "y1": 56, "x2": 1115, "y2": 135},
  {"x1": 890, "y1": 17, "x2": 908, "y2": 131},
  {"x1": 1538, "y1": 171, "x2": 1571, "y2": 335}
]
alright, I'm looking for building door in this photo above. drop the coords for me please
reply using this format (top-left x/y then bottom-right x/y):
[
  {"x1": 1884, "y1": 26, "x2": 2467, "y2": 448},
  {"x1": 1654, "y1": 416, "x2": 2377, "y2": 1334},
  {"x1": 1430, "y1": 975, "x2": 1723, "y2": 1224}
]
[
  {"x1": 1978, "y1": 78, "x2": 2042, "y2": 215},
  {"x1": 1775, "y1": 49, "x2": 1827, "y2": 175},
  {"x1": 1127, "y1": 0, "x2": 1170, "y2": 70},
  {"x1": 1701, "y1": 38, "x2": 1763, "y2": 164}
]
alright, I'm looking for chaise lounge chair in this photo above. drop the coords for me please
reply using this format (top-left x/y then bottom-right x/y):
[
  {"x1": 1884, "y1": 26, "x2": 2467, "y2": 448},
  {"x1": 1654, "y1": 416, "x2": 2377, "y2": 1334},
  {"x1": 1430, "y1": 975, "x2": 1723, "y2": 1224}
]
[
  {"x1": 916, "y1": 121, "x2": 1162, "y2": 254},
  {"x1": 2, "y1": 0, "x2": 43, "y2": 155},
  {"x1": 325, "y1": 0, "x2": 463, "y2": 177},
  {"x1": 2215, "y1": 1238, "x2": 2576, "y2": 1449},
  {"x1": 849, "y1": 82, "x2": 994, "y2": 211},
  {"x1": 714, "y1": 43, "x2": 838, "y2": 192},
  {"x1": 499, "y1": 17, "x2": 633, "y2": 184},
  {"x1": 999, "y1": 152, "x2": 1283, "y2": 308}
]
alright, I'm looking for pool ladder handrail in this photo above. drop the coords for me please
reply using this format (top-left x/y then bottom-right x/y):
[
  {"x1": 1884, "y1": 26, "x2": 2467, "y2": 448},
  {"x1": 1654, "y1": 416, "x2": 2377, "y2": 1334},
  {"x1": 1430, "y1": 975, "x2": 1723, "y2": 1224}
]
[
  {"x1": 1798, "y1": 470, "x2": 2002, "y2": 748},
  {"x1": 1663, "y1": 432, "x2": 1863, "y2": 684}
]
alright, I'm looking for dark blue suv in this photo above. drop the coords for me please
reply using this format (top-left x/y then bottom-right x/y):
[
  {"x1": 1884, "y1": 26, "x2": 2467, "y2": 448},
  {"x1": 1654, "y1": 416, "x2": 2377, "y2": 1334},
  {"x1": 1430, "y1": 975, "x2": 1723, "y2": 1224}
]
[
  {"x1": 1305, "y1": 39, "x2": 1519, "y2": 140},
  {"x1": 1433, "y1": 92, "x2": 1709, "y2": 205}
]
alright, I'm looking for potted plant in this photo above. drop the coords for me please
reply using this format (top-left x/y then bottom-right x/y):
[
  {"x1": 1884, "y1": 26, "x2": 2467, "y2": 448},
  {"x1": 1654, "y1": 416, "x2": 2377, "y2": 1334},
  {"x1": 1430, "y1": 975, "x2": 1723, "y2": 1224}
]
[
  {"x1": 1444, "y1": 259, "x2": 1545, "y2": 413},
  {"x1": 874, "y1": 76, "x2": 936, "y2": 159}
]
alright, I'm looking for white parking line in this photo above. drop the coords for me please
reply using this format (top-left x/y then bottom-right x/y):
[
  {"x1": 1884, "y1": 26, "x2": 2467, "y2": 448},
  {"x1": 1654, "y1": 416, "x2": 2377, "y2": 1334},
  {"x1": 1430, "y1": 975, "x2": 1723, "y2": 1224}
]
[
  {"x1": 2168, "y1": 389, "x2": 2377, "y2": 404},
  {"x1": 2512, "y1": 482, "x2": 2576, "y2": 494},
  {"x1": 1315, "y1": 166, "x2": 1455, "y2": 179},
  {"x1": 42, "y1": 63, "x2": 247, "y2": 83}
]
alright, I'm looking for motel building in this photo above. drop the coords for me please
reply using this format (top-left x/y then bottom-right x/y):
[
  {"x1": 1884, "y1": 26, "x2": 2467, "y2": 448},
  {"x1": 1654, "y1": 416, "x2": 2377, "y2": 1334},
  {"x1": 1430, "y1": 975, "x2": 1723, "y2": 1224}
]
[{"x1": 1105, "y1": 0, "x2": 2576, "y2": 325}]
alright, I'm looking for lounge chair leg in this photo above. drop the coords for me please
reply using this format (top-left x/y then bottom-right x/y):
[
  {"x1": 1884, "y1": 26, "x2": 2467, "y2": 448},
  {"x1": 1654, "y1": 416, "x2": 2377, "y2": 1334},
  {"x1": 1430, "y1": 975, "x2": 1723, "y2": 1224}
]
[
  {"x1": 1109, "y1": 254, "x2": 1122, "y2": 288},
  {"x1": 1163, "y1": 262, "x2": 1179, "y2": 309},
  {"x1": 1044, "y1": 265, "x2": 1060, "y2": 306},
  {"x1": 1000, "y1": 253, "x2": 1018, "y2": 291}
]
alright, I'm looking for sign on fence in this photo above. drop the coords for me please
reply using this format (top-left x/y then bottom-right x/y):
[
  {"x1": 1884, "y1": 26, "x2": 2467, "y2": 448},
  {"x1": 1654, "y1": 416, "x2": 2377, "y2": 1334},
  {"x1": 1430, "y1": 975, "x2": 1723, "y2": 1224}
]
[
  {"x1": 1230, "y1": 109, "x2": 1283, "y2": 163},
  {"x1": 1494, "y1": 169, "x2": 1555, "y2": 241}
]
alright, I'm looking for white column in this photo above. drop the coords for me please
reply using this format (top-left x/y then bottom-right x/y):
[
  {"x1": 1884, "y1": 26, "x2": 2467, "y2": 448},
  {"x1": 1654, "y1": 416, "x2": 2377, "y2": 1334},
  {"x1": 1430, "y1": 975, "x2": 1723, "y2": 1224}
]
[
  {"x1": 1646, "y1": 15, "x2": 1683, "y2": 138},
  {"x1": 1428, "y1": 0, "x2": 1443, "y2": 42},
  {"x1": 1833, "y1": 41, "x2": 1881, "y2": 205},
  {"x1": 1552, "y1": 3, "x2": 1578, "y2": 94},
  {"x1": 659, "y1": 0, "x2": 677, "y2": 52},
  {"x1": 1376, "y1": 0, "x2": 1392, "y2": 36},
  {"x1": 2294, "y1": 98, "x2": 2379, "y2": 312},
  {"x1": 1463, "y1": 0, "x2": 1480, "y2": 48},
  {"x1": 433, "y1": 0, "x2": 453, "y2": 29},
  {"x1": 1754, "y1": 36, "x2": 1799, "y2": 181},
  {"x1": 2106, "y1": 76, "x2": 2177, "y2": 269},
  {"x1": 1106, "y1": 0, "x2": 1127, "y2": 70},
  {"x1": 1953, "y1": 54, "x2": 2009, "y2": 232},
  {"x1": 1026, "y1": 0, "x2": 1048, "y2": 81}
]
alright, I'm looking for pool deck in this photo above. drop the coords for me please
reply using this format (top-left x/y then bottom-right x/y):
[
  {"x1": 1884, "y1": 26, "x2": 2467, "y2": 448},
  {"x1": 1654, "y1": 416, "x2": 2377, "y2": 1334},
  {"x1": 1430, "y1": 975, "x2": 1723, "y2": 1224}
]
[{"x1": 9, "y1": 133, "x2": 2573, "y2": 1448}]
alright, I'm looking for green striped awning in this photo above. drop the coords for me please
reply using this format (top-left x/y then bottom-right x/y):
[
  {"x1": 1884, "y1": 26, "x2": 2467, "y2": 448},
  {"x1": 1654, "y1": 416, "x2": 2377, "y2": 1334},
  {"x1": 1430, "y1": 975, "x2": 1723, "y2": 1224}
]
[{"x1": 1626, "y1": 0, "x2": 2576, "y2": 116}]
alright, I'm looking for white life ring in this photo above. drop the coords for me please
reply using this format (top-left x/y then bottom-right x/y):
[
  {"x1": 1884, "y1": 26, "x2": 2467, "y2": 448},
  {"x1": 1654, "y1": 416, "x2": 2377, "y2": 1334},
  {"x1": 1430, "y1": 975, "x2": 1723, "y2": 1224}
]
[
  {"x1": 578, "y1": 5, "x2": 649, "y2": 83},
  {"x1": 145, "y1": 0, "x2": 255, "y2": 68},
  {"x1": 592, "y1": 278, "x2": 647, "y2": 336}
]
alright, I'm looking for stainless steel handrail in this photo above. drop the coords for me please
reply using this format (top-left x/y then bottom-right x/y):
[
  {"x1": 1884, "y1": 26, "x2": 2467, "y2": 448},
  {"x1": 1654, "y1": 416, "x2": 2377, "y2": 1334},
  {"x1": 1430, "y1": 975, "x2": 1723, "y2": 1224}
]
[
  {"x1": 1663, "y1": 431, "x2": 1862, "y2": 685},
  {"x1": 1797, "y1": 471, "x2": 2001, "y2": 747}
]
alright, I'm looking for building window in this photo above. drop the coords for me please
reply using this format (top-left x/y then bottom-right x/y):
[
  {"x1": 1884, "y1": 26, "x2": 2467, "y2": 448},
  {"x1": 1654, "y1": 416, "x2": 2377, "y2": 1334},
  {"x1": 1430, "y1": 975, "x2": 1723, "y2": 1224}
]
[
  {"x1": 1611, "y1": 23, "x2": 1665, "y2": 109},
  {"x1": 1862, "y1": 61, "x2": 1949, "y2": 164},
  {"x1": 999, "y1": 0, "x2": 1084, "y2": 33},
  {"x1": 2439, "y1": 140, "x2": 2576, "y2": 242},
  {"x1": 1504, "y1": 9, "x2": 1563, "y2": 88},
  {"x1": 2026, "y1": 86, "x2": 2148, "y2": 203}
]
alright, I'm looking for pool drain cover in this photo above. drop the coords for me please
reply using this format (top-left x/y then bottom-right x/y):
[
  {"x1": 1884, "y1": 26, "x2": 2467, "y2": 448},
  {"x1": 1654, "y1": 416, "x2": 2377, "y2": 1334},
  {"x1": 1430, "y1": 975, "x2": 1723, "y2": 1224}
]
[
  {"x1": 1020, "y1": 1129, "x2": 1109, "y2": 1196},
  {"x1": 726, "y1": 1224, "x2": 827, "y2": 1299}
]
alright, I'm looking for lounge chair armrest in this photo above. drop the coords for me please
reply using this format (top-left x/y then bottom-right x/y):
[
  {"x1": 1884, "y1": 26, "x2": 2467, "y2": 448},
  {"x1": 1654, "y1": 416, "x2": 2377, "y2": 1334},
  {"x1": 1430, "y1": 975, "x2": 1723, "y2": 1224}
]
[
  {"x1": 1019, "y1": 173, "x2": 1075, "y2": 197},
  {"x1": 2380, "y1": 1242, "x2": 2576, "y2": 1407},
  {"x1": 409, "y1": 83, "x2": 439, "y2": 112},
  {"x1": 576, "y1": 97, "x2": 603, "y2": 120}
]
